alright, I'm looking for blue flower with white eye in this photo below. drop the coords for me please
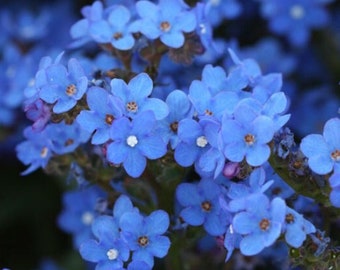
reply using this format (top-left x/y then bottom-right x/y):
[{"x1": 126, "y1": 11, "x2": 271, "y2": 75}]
[
  {"x1": 37, "y1": 56, "x2": 89, "y2": 114},
  {"x1": 258, "y1": 0, "x2": 334, "y2": 47},
  {"x1": 58, "y1": 185, "x2": 108, "y2": 248},
  {"x1": 106, "y1": 111, "x2": 167, "y2": 178},
  {"x1": 79, "y1": 215, "x2": 130, "y2": 270},
  {"x1": 90, "y1": 5, "x2": 135, "y2": 50},
  {"x1": 119, "y1": 210, "x2": 171, "y2": 268},
  {"x1": 110, "y1": 72, "x2": 168, "y2": 120},
  {"x1": 231, "y1": 193, "x2": 286, "y2": 256},
  {"x1": 76, "y1": 86, "x2": 124, "y2": 145},
  {"x1": 130, "y1": 0, "x2": 197, "y2": 48},
  {"x1": 300, "y1": 117, "x2": 340, "y2": 175}
]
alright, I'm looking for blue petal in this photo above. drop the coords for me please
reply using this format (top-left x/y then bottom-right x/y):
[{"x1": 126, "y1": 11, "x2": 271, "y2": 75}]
[
  {"x1": 108, "y1": 5, "x2": 131, "y2": 28},
  {"x1": 308, "y1": 154, "x2": 334, "y2": 175},
  {"x1": 176, "y1": 183, "x2": 201, "y2": 206},
  {"x1": 240, "y1": 233, "x2": 265, "y2": 256},
  {"x1": 124, "y1": 150, "x2": 147, "y2": 178},
  {"x1": 92, "y1": 215, "x2": 119, "y2": 240},
  {"x1": 142, "y1": 98, "x2": 169, "y2": 120},
  {"x1": 300, "y1": 134, "x2": 328, "y2": 158},
  {"x1": 139, "y1": 136, "x2": 167, "y2": 160},
  {"x1": 174, "y1": 141, "x2": 199, "y2": 166},
  {"x1": 145, "y1": 210, "x2": 169, "y2": 235},
  {"x1": 245, "y1": 144, "x2": 270, "y2": 167},
  {"x1": 180, "y1": 206, "x2": 204, "y2": 226},
  {"x1": 79, "y1": 239, "x2": 106, "y2": 262},
  {"x1": 106, "y1": 141, "x2": 129, "y2": 164},
  {"x1": 323, "y1": 118, "x2": 340, "y2": 149},
  {"x1": 160, "y1": 31, "x2": 184, "y2": 48},
  {"x1": 147, "y1": 235, "x2": 171, "y2": 258},
  {"x1": 128, "y1": 72, "x2": 153, "y2": 97},
  {"x1": 232, "y1": 212, "x2": 256, "y2": 234}
]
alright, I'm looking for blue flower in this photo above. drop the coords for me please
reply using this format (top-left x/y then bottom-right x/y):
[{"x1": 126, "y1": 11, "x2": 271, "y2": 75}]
[
  {"x1": 46, "y1": 121, "x2": 91, "y2": 155},
  {"x1": 58, "y1": 185, "x2": 108, "y2": 248},
  {"x1": 221, "y1": 102, "x2": 275, "y2": 167},
  {"x1": 37, "y1": 56, "x2": 89, "y2": 113},
  {"x1": 204, "y1": 0, "x2": 242, "y2": 27},
  {"x1": 79, "y1": 215, "x2": 130, "y2": 270},
  {"x1": 76, "y1": 86, "x2": 124, "y2": 145},
  {"x1": 130, "y1": 0, "x2": 197, "y2": 48},
  {"x1": 328, "y1": 170, "x2": 340, "y2": 207},
  {"x1": 176, "y1": 178, "x2": 230, "y2": 236},
  {"x1": 231, "y1": 193, "x2": 286, "y2": 256},
  {"x1": 110, "y1": 73, "x2": 168, "y2": 120},
  {"x1": 119, "y1": 210, "x2": 171, "y2": 268},
  {"x1": 90, "y1": 5, "x2": 135, "y2": 50},
  {"x1": 156, "y1": 89, "x2": 193, "y2": 149},
  {"x1": 106, "y1": 111, "x2": 167, "y2": 178},
  {"x1": 300, "y1": 117, "x2": 340, "y2": 175},
  {"x1": 69, "y1": 1, "x2": 104, "y2": 47},
  {"x1": 16, "y1": 126, "x2": 54, "y2": 175},
  {"x1": 282, "y1": 207, "x2": 316, "y2": 248},
  {"x1": 258, "y1": 0, "x2": 334, "y2": 47}
]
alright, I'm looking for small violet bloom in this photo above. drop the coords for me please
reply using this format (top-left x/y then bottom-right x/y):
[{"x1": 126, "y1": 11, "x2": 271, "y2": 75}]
[{"x1": 300, "y1": 117, "x2": 340, "y2": 175}]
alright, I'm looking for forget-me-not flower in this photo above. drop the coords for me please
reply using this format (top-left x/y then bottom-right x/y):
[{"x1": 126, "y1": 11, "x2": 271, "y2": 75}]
[
  {"x1": 119, "y1": 209, "x2": 171, "y2": 268},
  {"x1": 130, "y1": 0, "x2": 197, "y2": 48},
  {"x1": 106, "y1": 111, "x2": 167, "y2": 178},
  {"x1": 76, "y1": 86, "x2": 124, "y2": 145},
  {"x1": 300, "y1": 117, "x2": 340, "y2": 175}
]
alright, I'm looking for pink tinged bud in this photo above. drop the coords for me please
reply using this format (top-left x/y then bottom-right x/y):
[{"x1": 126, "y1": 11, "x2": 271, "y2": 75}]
[{"x1": 222, "y1": 162, "x2": 240, "y2": 178}]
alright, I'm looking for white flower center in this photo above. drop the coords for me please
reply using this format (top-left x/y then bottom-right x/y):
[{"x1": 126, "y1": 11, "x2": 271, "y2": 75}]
[
  {"x1": 290, "y1": 5, "x2": 305, "y2": 19},
  {"x1": 196, "y1": 136, "x2": 208, "y2": 148},
  {"x1": 210, "y1": 0, "x2": 220, "y2": 6},
  {"x1": 126, "y1": 135, "x2": 138, "y2": 147},
  {"x1": 81, "y1": 211, "x2": 94, "y2": 225},
  {"x1": 107, "y1": 248, "x2": 119, "y2": 260}
]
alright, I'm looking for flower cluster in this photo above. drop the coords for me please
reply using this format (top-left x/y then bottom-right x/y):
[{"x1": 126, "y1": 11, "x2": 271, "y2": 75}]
[{"x1": 3, "y1": 0, "x2": 340, "y2": 269}]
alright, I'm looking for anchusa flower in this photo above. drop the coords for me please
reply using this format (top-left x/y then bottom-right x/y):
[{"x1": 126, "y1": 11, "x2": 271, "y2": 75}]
[
  {"x1": 300, "y1": 117, "x2": 340, "y2": 175},
  {"x1": 176, "y1": 178, "x2": 230, "y2": 236},
  {"x1": 258, "y1": 0, "x2": 334, "y2": 47},
  {"x1": 106, "y1": 111, "x2": 168, "y2": 178},
  {"x1": 130, "y1": 0, "x2": 197, "y2": 48},
  {"x1": 36, "y1": 54, "x2": 89, "y2": 114},
  {"x1": 231, "y1": 193, "x2": 286, "y2": 256},
  {"x1": 58, "y1": 185, "x2": 108, "y2": 248}
]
